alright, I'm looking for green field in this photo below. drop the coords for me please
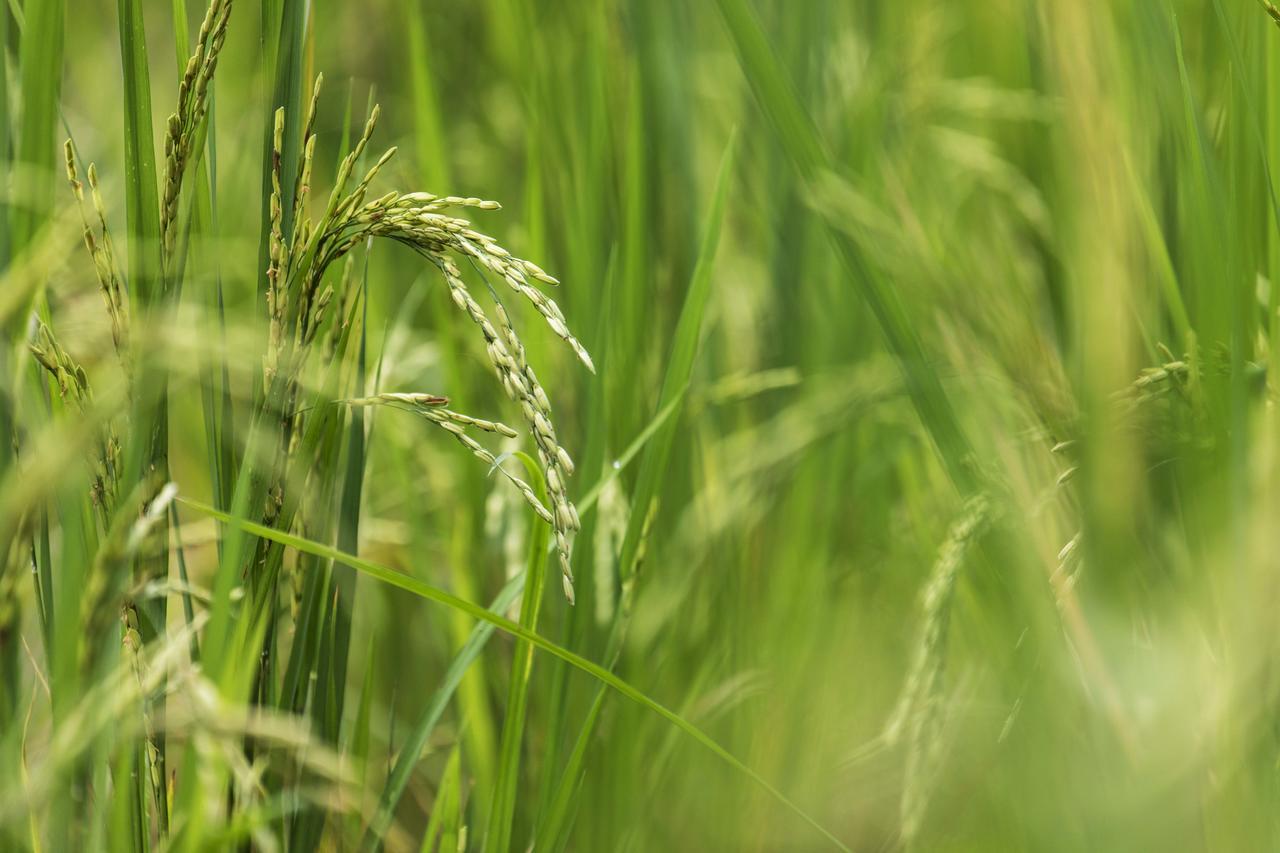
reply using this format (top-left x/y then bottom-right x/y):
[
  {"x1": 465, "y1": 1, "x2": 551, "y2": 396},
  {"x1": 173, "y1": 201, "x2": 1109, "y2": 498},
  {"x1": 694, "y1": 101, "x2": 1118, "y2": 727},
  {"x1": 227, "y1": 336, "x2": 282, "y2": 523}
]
[{"x1": 3, "y1": 1, "x2": 1280, "y2": 850}]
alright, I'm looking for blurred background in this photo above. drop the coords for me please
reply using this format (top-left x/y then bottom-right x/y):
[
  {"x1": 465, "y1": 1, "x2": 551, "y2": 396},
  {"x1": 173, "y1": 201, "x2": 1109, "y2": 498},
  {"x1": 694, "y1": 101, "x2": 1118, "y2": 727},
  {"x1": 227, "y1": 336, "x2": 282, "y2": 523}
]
[{"x1": 9, "y1": 0, "x2": 1280, "y2": 850}]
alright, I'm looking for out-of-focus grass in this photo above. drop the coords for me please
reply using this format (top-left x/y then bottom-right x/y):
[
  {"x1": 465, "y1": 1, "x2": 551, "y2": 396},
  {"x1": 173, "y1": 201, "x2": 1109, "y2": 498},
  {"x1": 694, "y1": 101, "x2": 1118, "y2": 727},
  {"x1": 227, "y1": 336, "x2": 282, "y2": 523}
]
[{"x1": 5, "y1": 0, "x2": 1280, "y2": 851}]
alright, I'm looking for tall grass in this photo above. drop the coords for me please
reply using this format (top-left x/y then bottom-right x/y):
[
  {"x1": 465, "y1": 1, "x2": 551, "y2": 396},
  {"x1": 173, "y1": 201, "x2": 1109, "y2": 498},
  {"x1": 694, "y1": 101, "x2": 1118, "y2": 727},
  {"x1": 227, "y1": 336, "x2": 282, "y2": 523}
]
[{"x1": 7, "y1": 0, "x2": 1280, "y2": 850}]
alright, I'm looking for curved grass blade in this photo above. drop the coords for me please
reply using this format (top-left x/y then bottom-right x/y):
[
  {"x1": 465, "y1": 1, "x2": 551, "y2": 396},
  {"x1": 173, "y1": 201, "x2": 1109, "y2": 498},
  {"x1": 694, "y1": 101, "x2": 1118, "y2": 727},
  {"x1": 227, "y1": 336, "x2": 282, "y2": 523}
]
[
  {"x1": 616, "y1": 130, "x2": 733, "y2": 582},
  {"x1": 178, "y1": 496, "x2": 851, "y2": 853}
]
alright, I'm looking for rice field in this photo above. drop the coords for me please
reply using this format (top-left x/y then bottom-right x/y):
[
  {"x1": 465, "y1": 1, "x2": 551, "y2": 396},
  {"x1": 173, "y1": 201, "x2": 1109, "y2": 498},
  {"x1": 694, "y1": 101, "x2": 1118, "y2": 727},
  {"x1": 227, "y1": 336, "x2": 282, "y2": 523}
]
[{"x1": 3, "y1": 1, "x2": 1280, "y2": 850}]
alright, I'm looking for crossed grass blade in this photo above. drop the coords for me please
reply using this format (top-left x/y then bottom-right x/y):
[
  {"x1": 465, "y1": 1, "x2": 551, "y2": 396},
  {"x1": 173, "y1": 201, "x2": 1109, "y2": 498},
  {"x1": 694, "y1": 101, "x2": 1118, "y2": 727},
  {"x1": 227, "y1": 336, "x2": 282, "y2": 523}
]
[{"x1": 179, "y1": 496, "x2": 852, "y2": 853}]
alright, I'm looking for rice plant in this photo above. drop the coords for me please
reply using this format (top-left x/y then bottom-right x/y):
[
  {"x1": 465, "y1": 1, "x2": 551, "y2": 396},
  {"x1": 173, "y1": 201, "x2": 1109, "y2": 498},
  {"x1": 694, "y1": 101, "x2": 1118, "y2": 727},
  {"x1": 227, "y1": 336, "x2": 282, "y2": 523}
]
[{"x1": 6, "y1": 0, "x2": 1280, "y2": 850}]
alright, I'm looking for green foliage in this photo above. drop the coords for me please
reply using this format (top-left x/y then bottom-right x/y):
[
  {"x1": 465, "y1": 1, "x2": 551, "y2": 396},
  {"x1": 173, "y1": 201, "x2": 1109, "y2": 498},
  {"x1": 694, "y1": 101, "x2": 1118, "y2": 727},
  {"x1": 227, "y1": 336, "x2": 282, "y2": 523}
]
[{"x1": 10, "y1": 1, "x2": 1280, "y2": 851}]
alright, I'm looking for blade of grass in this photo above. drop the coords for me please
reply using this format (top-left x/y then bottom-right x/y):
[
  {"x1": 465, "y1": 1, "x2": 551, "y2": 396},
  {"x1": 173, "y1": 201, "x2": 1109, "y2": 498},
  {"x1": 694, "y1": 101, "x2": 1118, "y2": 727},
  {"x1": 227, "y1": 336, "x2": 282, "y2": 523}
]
[
  {"x1": 442, "y1": 506, "x2": 498, "y2": 826},
  {"x1": 533, "y1": 136, "x2": 734, "y2": 849},
  {"x1": 168, "y1": 0, "x2": 189, "y2": 66},
  {"x1": 361, "y1": 572, "x2": 527, "y2": 852},
  {"x1": 9, "y1": 4, "x2": 65, "y2": 711},
  {"x1": 0, "y1": 0, "x2": 15, "y2": 734},
  {"x1": 485, "y1": 453, "x2": 550, "y2": 853},
  {"x1": 535, "y1": 687, "x2": 605, "y2": 853},
  {"x1": 115, "y1": 1, "x2": 169, "y2": 839},
  {"x1": 422, "y1": 745, "x2": 463, "y2": 853},
  {"x1": 346, "y1": 636, "x2": 376, "y2": 841},
  {"x1": 612, "y1": 73, "x2": 650, "y2": 450},
  {"x1": 177, "y1": 496, "x2": 851, "y2": 853},
  {"x1": 116, "y1": 0, "x2": 162, "y2": 309},
  {"x1": 169, "y1": 502, "x2": 199, "y2": 662},
  {"x1": 0, "y1": 0, "x2": 9, "y2": 272},
  {"x1": 532, "y1": 251, "x2": 616, "y2": 825},
  {"x1": 11, "y1": 0, "x2": 64, "y2": 256},
  {"x1": 617, "y1": 131, "x2": 732, "y2": 582},
  {"x1": 288, "y1": 291, "x2": 370, "y2": 850},
  {"x1": 330, "y1": 234, "x2": 371, "y2": 740},
  {"x1": 48, "y1": 478, "x2": 94, "y2": 850}
]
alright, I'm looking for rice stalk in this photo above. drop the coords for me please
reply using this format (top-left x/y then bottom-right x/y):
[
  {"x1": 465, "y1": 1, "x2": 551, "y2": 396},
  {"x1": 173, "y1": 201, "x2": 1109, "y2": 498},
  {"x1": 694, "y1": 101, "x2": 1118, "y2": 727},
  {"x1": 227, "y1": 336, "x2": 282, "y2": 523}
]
[
  {"x1": 255, "y1": 83, "x2": 588, "y2": 601},
  {"x1": 1259, "y1": 0, "x2": 1280, "y2": 28},
  {"x1": 122, "y1": 608, "x2": 166, "y2": 834},
  {"x1": 343, "y1": 393, "x2": 555, "y2": 526},
  {"x1": 28, "y1": 324, "x2": 121, "y2": 529},
  {"x1": 160, "y1": 0, "x2": 234, "y2": 271},
  {"x1": 64, "y1": 143, "x2": 129, "y2": 363},
  {"x1": 31, "y1": 2, "x2": 241, "y2": 840},
  {"x1": 884, "y1": 495, "x2": 991, "y2": 848}
]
